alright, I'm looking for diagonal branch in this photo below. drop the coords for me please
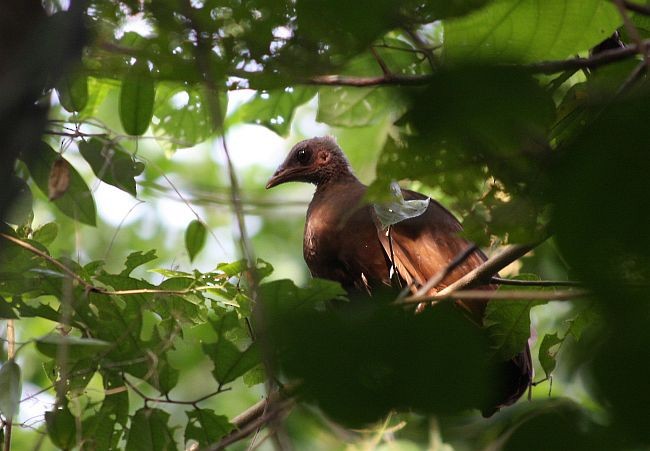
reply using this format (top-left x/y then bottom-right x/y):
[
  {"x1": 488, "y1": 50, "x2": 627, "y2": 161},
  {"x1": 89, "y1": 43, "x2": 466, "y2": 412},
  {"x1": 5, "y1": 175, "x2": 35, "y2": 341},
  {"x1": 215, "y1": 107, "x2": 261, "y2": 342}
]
[{"x1": 398, "y1": 288, "x2": 590, "y2": 304}]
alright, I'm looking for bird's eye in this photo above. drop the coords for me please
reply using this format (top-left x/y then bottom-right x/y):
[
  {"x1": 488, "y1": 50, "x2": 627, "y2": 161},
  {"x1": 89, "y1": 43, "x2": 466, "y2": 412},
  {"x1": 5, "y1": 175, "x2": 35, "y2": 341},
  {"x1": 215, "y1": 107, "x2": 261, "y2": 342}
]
[{"x1": 296, "y1": 148, "x2": 310, "y2": 165}]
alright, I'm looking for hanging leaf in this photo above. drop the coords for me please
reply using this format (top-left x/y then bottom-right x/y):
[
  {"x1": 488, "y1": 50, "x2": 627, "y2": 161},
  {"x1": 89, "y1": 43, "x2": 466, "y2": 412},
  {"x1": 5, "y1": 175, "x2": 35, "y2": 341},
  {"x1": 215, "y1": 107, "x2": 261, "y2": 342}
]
[
  {"x1": 125, "y1": 408, "x2": 176, "y2": 451},
  {"x1": 152, "y1": 83, "x2": 227, "y2": 154},
  {"x1": 23, "y1": 142, "x2": 97, "y2": 226},
  {"x1": 119, "y1": 60, "x2": 155, "y2": 136},
  {"x1": 230, "y1": 87, "x2": 316, "y2": 136},
  {"x1": 78, "y1": 138, "x2": 144, "y2": 197},
  {"x1": 484, "y1": 274, "x2": 548, "y2": 361},
  {"x1": 203, "y1": 340, "x2": 260, "y2": 386},
  {"x1": 4, "y1": 176, "x2": 33, "y2": 226},
  {"x1": 46, "y1": 408, "x2": 77, "y2": 449},
  {"x1": 539, "y1": 332, "x2": 563, "y2": 379},
  {"x1": 0, "y1": 359, "x2": 22, "y2": 420},
  {"x1": 56, "y1": 72, "x2": 89, "y2": 112},
  {"x1": 32, "y1": 222, "x2": 59, "y2": 246},
  {"x1": 185, "y1": 409, "x2": 233, "y2": 447},
  {"x1": 35, "y1": 335, "x2": 112, "y2": 360},
  {"x1": 121, "y1": 249, "x2": 158, "y2": 276},
  {"x1": 185, "y1": 220, "x2": 207, "y2": 262}
]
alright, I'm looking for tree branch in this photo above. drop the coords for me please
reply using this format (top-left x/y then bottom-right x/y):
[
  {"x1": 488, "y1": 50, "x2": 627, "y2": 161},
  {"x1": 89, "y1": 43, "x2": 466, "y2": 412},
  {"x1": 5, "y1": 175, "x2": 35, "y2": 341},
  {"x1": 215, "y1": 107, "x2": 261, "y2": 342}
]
[
  {"x1": 307, "y1": 73, "x2": 432, "y2": 86},
  {"x1": 436, "y1": 242, "x2": 543, "y2": 295},
  {"x1": 304, "y1": 40, "x2": 650, "y2": 88},
  {"x1": 398, "y1": 288, "x2": 590, "y2": 304}
]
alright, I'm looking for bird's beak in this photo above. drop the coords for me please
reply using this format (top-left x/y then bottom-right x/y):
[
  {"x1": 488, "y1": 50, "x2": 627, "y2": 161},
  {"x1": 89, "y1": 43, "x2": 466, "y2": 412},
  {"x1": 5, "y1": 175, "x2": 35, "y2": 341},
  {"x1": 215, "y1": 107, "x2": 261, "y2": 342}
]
[{"x1": 266, "y1": 165, "x2": 290, "y2": 189}]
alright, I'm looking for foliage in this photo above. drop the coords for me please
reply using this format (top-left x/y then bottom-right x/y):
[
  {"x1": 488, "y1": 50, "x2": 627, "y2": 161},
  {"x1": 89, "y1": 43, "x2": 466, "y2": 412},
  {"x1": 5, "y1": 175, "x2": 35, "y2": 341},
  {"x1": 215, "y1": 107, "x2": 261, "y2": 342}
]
[{"x1": 1, "y1": 0, "x2": 649, "y2": 449}]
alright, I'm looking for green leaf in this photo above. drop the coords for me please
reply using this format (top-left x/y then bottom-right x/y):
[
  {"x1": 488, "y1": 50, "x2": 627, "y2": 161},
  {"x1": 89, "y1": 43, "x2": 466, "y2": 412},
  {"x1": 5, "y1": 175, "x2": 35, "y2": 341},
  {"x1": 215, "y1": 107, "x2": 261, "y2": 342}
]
[
  {"x1": 230, "y1": 87, "x2": 316, "y2": 136},
  {"x1": 23, "y1": 142, "x2": 97, "y2": 226},
  {"x1": 483, "y1": 274, "x2": 547, "y2": 361},
  {"x1": 153, "y1": 83, "x2": 226, "y2": 154},
  {"x1": 316, "y1": 39, "x2": 419, "y2": 127},
  {"x1": 45, "y1": 408, "x2": 76, "y2": 450},
  {"x1": 82, "y1": 397, "x2": 124, "y2": 451},
  {"x1": 539, "y1": 332, "x2": 563, "y2": 378},
  {"x1": 185, "y1": 409, "x2": 233, "y2": 447},
  {"x1": 78, "y1": 138, "x2": 145, "y2": 196},
  {"x1": 126, "y1": 408, "x2": 176, "y2": 451},
  {"x1": 185, "y1": 220, "x2": 207, "y2": 262},
  {"x1": 56, "y1": 72, "x2": 88, "y2": 112},
  {"x1": 35, "y1": 335, "x2": 111, "y2": 360},
  {"x1": 203, "y1": 340, "x2": 260, "y2": 385},
  {"x1": 78, "y1": 77, "x2": 116, "y2": 120},
  {"x1": 121, "y1": 249, "x2": 158, "y2": 276},
  {"x1": 260, "y1": 278, "x2": 347, "y2": 312},
  {"x1": 243, "y1": 365, "x2": 266, "y2": 387},
  {"x1": 119, "y1": 60, "x2": 155, "y2": 136},
  {"x1": 0, "y1": 296, "x2": 18, "y2": 319},
  {"x1": 5, "y1": 176, "x2": 33, "y2": 226},
  {"x1": 32, "y1": 222, "x2": 59, "y2": 246},
  {"x1": 318, "y1": 86, "x2": 402, "y2": 127},
  {"x1": 0, "y1": 359, "x2": 21, "y2": 419},
  {"x1": 444, "y1": 0, "x2": 621, "y2": 63}
]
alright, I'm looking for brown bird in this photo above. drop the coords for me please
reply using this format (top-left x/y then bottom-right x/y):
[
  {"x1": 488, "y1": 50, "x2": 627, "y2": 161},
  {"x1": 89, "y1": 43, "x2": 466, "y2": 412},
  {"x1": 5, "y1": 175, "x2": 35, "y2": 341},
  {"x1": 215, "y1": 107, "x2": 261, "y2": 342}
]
[{"x1": 266, "y1": 136, "x2": 531, "y2": 415}]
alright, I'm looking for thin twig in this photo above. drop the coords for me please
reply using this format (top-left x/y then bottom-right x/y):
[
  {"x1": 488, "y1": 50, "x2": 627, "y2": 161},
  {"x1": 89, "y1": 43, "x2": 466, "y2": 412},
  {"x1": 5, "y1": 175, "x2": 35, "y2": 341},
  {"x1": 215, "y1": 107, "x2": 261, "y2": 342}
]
[
  {"x1": 122, "y1": 375, "x2": 230, "y2": 407},
  {"x1": 490, "y1": 277, "x2": 583, "y2": 287},
  {"x1": 370, "y1": 47, "x2": 392, "y2": 76},
  {"x1": 402, "y1": 27, "x2": 438, "y2": 71},
  {"x1": 622, "y1": 0, "x2": 650, "y2": 15},
  {"x1": 3, "y1": 321, "x2": 15, "y2": 451}
]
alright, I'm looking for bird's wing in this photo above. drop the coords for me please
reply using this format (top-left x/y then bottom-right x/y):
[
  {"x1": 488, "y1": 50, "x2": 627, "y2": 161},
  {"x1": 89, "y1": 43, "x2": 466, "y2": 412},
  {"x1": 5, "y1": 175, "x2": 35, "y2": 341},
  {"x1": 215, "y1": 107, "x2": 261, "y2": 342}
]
[{"x1": 372, "y1": 190, "x2": 488, "y2": 319}]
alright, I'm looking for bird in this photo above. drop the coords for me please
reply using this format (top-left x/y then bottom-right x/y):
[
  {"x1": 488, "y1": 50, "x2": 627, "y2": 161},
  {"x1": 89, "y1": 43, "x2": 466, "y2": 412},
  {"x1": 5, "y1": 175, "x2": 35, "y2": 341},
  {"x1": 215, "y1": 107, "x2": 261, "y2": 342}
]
[{"x1": 266, "y1": 136, "x2": 531, "y2": 416}]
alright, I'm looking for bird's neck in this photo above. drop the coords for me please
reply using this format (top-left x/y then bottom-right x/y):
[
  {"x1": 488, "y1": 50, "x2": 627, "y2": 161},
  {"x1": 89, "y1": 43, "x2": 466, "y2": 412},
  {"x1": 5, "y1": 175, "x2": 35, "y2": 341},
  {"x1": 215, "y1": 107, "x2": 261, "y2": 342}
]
[{"x1": 313, "y1": 164, "x2": 360, "y2": 194}]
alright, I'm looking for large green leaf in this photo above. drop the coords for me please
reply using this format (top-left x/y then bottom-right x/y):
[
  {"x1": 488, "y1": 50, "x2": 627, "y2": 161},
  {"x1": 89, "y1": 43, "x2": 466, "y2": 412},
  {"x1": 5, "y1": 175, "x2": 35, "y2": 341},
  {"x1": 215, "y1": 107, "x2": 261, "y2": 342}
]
[
  {"x1": 0, "y1": 359, "x2": 21, "y2": 419},
  {"x1": 23, "y1": 142, "x2": 97, "y2": 226},
  {"x1": 153, "y1": 83, "x2": 226, "y2": 154},
  {"x1": 126, "y1": 408, "x2": 176, "y2": 451},
  {"x1": 483, "y1": 274, "x2": 548, "y2": 361},
  {"x1": 56, "y1": 72, "x2": 88, "y2": 112},
  {"x1": 185, "y1": 409, "x2": 233, "y2": 447},
  {"x1": 260, "y1": 278, "x2": 347, "y2": 312},
  {"x1": 35, "y1": 335, "x2": 112, "y2": 360},
  {"x1": 230, "y1": 87, "x2": 316, "y2": 136},
  {"x1": 444, "y1": 0, "x2": 621, "y2": 63},
  {"x1": 78, "y1": 138, "x2": 144, "y2": 196},
  {"x1": 45, "y1": 408, "x2": 77, "y2": 450},
  {"x1": 185, "y1": 219, "x2": 207, "y2": 262},
  {"x1": 203, "y1": 340, "x2": 259, "y2": 386},
  {"x1": 317, "y1": 39, "x2": 417, "y2": 127},
  {"x1": 119, "y1": 60, "x2": 155, "y2": 136}
]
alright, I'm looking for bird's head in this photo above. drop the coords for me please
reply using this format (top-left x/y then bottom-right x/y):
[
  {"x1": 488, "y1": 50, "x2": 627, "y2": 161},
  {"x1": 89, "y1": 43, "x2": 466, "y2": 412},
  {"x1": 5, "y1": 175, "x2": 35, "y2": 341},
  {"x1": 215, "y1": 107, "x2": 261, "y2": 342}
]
[{"x1": 266, "y1": 136, "x2": 354, "y2": 189}]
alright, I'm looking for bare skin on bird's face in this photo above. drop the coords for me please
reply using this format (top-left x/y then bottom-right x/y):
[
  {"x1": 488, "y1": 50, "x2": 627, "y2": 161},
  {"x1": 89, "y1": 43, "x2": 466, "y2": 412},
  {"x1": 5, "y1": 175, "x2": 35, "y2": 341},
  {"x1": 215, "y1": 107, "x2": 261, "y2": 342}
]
[{"x1": 266, "y1": 136, "x2": 532, "y2": 415}]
